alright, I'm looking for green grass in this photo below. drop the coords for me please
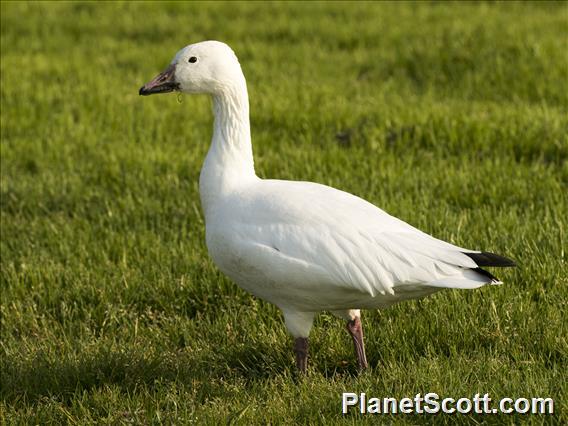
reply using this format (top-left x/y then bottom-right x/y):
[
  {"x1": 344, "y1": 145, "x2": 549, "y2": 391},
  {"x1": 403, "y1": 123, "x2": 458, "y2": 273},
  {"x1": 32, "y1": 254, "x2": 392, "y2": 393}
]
[{"x1": 1, "y1": 1, "x2": 567, "y2": 424}]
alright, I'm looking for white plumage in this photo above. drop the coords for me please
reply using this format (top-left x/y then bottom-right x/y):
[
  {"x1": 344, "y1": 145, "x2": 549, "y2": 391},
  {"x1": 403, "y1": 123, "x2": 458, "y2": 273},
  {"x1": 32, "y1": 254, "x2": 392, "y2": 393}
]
[{"x1": 140, "y1": 40, "x2": 514, "y2": 371}]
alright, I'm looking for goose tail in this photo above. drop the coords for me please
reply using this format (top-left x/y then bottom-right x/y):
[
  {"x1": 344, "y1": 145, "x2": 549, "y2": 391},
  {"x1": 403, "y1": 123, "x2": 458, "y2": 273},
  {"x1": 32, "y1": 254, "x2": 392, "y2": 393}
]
[{"x1": 426, "y1": 251, "x2": 516, "y2": 289}]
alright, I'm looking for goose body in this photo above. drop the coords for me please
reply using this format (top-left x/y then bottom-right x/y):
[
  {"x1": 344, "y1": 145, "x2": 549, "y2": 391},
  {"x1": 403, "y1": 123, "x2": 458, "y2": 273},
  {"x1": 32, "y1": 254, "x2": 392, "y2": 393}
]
[{"x1": 140, "y1": 40, "x2": 515, "y2": 371}]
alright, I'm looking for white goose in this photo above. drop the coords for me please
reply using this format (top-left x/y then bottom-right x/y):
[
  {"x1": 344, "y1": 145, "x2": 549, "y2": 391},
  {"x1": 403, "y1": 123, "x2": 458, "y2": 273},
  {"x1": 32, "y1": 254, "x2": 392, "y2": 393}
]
[{"x1": 140, "y1": 41, "x2": 515, "y2": 372}]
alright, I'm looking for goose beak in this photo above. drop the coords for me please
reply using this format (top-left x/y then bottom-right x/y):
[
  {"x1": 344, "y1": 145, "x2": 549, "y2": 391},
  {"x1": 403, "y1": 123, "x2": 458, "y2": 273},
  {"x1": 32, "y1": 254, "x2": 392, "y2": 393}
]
[{"x1": 139, "y1": 64, "x2": 179, "y2": 96}]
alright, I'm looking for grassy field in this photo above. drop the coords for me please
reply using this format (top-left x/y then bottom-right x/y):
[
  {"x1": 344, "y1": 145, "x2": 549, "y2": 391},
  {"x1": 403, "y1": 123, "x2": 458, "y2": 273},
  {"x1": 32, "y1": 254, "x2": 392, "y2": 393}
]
[{"x1": 1, "y1": 1, "x2": 567, "y2": 424}]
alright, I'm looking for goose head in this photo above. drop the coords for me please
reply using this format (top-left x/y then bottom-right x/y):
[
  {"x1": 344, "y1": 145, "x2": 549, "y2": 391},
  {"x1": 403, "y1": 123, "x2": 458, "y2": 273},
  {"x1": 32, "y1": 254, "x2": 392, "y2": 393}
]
[{"x1": 139, "y1": 40, "x2": 244, "y2": 96}]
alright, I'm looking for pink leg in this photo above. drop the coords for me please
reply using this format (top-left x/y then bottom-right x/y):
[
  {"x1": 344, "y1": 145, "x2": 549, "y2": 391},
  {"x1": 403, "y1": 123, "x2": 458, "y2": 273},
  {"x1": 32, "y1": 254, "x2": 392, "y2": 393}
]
[{"x1": 346, "y1": 317, "x2": 368, "y2": 370}]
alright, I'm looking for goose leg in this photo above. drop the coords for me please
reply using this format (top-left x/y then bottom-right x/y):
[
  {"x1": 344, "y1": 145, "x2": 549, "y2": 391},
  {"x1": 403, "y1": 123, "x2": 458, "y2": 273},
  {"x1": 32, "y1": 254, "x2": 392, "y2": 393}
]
[
  {"x1": 283, "y1": 311, "x2": 315, "y2": 373},
  {"x1": 294, "y1": 337, "x2": 309, "y2": 373},
  {"x1": 347, "y1": 316, "x2": 368, "y2": 370}
]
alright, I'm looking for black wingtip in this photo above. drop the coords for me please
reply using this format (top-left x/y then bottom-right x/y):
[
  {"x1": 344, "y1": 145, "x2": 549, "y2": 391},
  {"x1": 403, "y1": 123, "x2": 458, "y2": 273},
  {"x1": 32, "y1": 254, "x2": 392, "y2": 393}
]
[
  {"x1": 464, "y1": 251, "x2": 516, "y2": 267},
  {"x1": 472, "y1": 267, "x2": 500, "y2": 282}
]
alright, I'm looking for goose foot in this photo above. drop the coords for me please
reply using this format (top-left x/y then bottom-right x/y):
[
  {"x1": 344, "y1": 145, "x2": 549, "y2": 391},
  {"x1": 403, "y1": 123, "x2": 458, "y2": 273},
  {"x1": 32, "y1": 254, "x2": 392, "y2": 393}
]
[
  {"x1": 347, "y1": 317, "x2": 368, "y2": 370},
  {"x1": 294, "y1": 337, "x2": 309, "y2": 373}
]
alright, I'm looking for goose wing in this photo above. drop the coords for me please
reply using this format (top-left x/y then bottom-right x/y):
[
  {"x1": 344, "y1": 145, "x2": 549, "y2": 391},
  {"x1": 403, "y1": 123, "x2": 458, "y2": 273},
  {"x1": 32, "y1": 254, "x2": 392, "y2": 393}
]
[{"x1": 216, "y1": 179, "x2": 507, "y2": 298}]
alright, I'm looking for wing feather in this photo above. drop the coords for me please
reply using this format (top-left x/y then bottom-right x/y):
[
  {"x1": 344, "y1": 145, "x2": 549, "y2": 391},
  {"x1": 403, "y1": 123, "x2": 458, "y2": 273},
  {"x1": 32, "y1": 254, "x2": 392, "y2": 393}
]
[{"x1": 218, "y1": 179, "x2": 493, "y2": 299}]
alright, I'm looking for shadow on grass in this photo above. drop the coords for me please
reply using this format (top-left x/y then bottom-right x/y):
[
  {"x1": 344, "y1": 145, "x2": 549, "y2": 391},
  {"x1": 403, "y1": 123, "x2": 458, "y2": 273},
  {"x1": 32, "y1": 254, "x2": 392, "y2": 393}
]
[
  {"x1": 0, "y1": 337, "x2": 374, "y2": 405},
  {"x1": 1, "y1": 349, "x2": 172, "y2": 404},
  {"x1": 0, "y1": 340, "x2": 297, "y2": 405}
]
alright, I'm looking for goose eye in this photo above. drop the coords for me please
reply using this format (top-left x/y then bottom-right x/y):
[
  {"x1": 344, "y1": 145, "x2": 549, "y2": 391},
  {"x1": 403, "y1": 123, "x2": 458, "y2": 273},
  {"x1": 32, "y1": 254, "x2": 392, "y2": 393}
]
[{"x1": 188, "y1": 56, "x2": 198, "y2": 63}]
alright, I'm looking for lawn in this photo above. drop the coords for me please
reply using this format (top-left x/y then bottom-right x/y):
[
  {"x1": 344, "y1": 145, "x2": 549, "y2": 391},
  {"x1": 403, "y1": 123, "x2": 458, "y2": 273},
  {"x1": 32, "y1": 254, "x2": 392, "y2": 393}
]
[{"x1": 1, "y1": 1, "x2": 567, "y2": 424}]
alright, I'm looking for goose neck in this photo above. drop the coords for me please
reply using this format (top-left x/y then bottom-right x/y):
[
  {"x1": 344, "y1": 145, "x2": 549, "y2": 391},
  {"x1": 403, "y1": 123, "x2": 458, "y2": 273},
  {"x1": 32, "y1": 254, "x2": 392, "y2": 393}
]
[{"x1": 199, "y1": 81, "x2": 257, "y2": 216}]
